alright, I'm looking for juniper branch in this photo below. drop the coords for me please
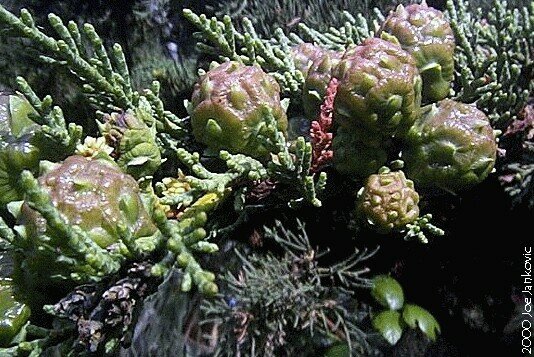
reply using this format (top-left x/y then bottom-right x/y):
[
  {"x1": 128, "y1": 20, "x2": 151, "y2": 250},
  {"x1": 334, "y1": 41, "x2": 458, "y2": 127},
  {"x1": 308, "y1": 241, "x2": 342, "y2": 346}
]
[
  {"x1": 212, "y1": 0, "x2": 394, "y2": 37},
  {"x1": 183, "y1": 9, "x2": 304, "y2": 96},
  {"x1": 0, "y1": 5, "x2": 187, "y2": 141},
  {"x1": 446, "y1": 0, "x2": 533, "y2": 128},
  {"x1": 298, "y1": 10, "x2": 380, "y2": 50},
  {"x1": 159, "y1": 147, "x2": 267, "y2": 209},
  {"x1": 403, "y1": 214, "x2": 445, "y2": 244},
  {"x1": 258, "y1": 107, "x2": 327, "y2": 207},
  {"x1": 501, "y1": 139, "x2": 534, "y2": 208},
  {"x1": 150, "y1": 199, "x2": 218, "y2": 296},
  {"x1": 16, "y1": 77, "x2": 82, "y2": 156}
]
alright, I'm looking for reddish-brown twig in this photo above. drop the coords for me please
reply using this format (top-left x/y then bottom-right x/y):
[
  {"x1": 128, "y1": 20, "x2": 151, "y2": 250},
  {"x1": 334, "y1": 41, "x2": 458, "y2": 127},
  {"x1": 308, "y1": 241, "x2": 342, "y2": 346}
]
[{"x1": 310, "y1": 77, "x2": 338, "y2": 172}]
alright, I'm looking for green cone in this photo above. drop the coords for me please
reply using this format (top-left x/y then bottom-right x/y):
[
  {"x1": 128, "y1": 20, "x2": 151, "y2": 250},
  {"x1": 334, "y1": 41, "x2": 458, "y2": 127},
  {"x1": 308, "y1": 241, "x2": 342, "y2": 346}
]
[
  {"x1": 15, "y1": 156, "x2": 159, "y2": 310},
  {"x1": 357, "y1": 170, "x2": 420, "y2": 233},
  {"x1": 98, "y1": 110, "x2": 162, "y2": 179},
  {"x1": 402, "y1": 99, "x2": 497, "y2": 191},
  {"x1": 291, "y1": 43, "x2": 328, "y2": 78},
  {"x1": 380, "y1": 3, "x2": 455, "y2": 103},
  {"x1": 191, "y1": 61, "x2": 288, "y2": 158},
  {"x1": 22, "y1": 155, "x2": 158, "y2": 249},
  {"x1": 302, "y1": 49, "x2": 342, "y2": 119},
  {"x1": 333, "y1": 38, "x2": 422, "y2": 139}
]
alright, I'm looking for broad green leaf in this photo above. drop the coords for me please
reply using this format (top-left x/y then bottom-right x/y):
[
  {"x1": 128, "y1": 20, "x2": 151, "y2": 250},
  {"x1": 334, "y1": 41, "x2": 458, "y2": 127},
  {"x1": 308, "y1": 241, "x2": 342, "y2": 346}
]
[
  {"x1": 371, "y1": 275, "x2": 404, "y2": 310},
  {"x1": 0, "y1": 279, "x2": 31, "y2": 347},
  {"x1": 372, "y1": 310, "x2": 405, "y2": 345},
  {"x1": 0, "y1": 94, "x2": 36, "y2": 138},
  {"x1": 9, "y1": 95, "x2": 37, "y2": 137},
  {"x1": 402, "y1": 304, "x2": 441, "y2": 341}
]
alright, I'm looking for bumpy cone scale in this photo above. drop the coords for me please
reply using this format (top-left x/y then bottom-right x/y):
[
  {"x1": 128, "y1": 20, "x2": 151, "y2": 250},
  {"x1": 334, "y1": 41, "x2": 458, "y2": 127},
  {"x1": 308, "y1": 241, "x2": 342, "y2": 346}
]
[
  {"x1": 290, "y1": 43, "x2": 328, "y2": 78},
  {"x1": 333, "y1": 38, "x2": 422, "y2": 139},
  {"x1": 191, "y1": 61, "x2": 288, "y2": 158},
  {"x1": 15, "y1": 156, "x2": 159, "y2": 310},
  {"x1": 302, "y1": 49, "x2": 343, "y2": 119},
  {"x1": 402, "y1": 99, "x2": 497, "y2": 191},
  {"x1": 379, "y1": 2, "x2": 455, "y2": 103},
  {"x1": 357, "y1": 170, "x2": 420, "y2": 233},
  {"x1": 98, "y1": 110, "x2": 161, "y2": 179},
  {"x1": 22, "y1": 156, "x2": 157, "y2": 249}
]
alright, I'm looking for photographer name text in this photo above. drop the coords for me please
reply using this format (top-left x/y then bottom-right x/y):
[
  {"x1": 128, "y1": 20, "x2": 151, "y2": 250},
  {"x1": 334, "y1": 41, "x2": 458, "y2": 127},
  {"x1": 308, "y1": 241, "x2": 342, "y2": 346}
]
[{"x1": 522, "y1": 246, "x2": 532, "y2": 355}]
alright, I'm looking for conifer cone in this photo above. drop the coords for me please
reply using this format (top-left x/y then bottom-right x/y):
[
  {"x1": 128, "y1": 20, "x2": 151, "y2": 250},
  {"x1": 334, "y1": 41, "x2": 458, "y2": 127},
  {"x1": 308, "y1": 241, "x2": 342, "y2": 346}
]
[
  {"x1": 402, "y1": 99, "x2": 497, "y2": 191},
  {"x1": 190, "y1": 62, "x2": 288, "y2": 158},
  {"x1": 22, "y1": 155, "x2": 158, "y2": 249},
  {"x1": 334, "y1": 38, "x2": 422, "y2": 139},
  {"x1": 50, "y1": 262, "x2": 155, "y2": 352},
  {"x1": 357, "y1": 170, "x2": 420, "y2": 233},
  {"x1": 98, "y1": 110, "x2": 161, "y2": 179},
  {"x1": 290, "y1": 43, "x2": 327, "y2": 77},
  {"x1": 302, "y1": 50, "x2": 342, "y2": 120},
  {"x1": 379, "y1": 2, "x2": 455, "y2": 103},
  {"x1": 15, "y1": 155, "x2": 159, "y2": 310}
]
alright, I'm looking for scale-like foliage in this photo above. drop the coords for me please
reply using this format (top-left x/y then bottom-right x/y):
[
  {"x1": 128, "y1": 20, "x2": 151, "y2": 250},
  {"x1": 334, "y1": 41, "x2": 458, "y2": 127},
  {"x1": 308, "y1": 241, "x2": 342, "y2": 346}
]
[
  {"x1": 211, "y1": 0, "x2": 399, "y2": 36},
  {"x1": 446, "y1": 0, "x2": 533, "y2": 128},
  {"x1": 0, "y1": 5, "x2": 187, "y2": 146}
]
